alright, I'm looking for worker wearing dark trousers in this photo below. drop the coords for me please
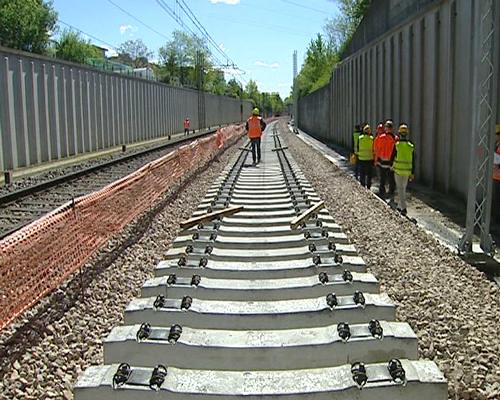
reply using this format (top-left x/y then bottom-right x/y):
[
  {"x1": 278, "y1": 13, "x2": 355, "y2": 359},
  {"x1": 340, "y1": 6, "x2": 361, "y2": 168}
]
[
  {"x1": 374, "y1": 120, "x2": 396, "y2": 199},
  {"x1": 352, "y1": 124, "x2": 361, "y2": 179},
  {"x1": 492, "y1": 124, "x2": 500, "y2": 222},
  {"x1": 245, "y1": 108, "x2": 267, "y2": 166},
  {"x1": 357, "y1": 124, "x2": 374, "y2": 189}
]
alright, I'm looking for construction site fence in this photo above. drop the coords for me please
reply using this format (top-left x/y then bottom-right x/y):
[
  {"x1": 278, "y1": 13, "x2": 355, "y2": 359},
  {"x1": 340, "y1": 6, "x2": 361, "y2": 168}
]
[
  {"x1": 0, "y1": 125, "x2": 245, "y2": 332},
  {"x1": 0, "y1": 45, "x2": 253, "y2": 171},
  {"x1": 298, "y1": 0, "x2": 500, "y2": 199}
]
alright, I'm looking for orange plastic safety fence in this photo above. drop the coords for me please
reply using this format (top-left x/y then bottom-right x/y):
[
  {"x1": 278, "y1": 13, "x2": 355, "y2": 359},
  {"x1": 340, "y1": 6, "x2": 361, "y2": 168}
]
[{"x1": 0, "y1": 125, "x2": 244, "y2": 331}]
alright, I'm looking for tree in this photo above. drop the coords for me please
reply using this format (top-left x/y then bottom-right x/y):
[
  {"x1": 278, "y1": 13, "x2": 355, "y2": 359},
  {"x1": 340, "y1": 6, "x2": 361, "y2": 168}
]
[
  {"x1": 205, "y1": 69, "x2": 227, "y2": 95},
  {"x1": 117, "y1": 39, "x2": 153, "y2": 68},
  {"x1": 226, "y1": 78, "x2": 242, "y2": 98},
  {"x1": 244, "y1": 80, "x2": 260, "y2": 106},
  {"x1": 324, "y1": 0, "x2": 371, "y2": 52},
  {"x1": 295, "y1": 34, "x2": 337, "y2": 97},
  {"x1": 158, "y1": 30, "x2": 210, "y2": 87},
  {"x1": 55, "y1": 30, "x2": 101, "y2": 64},
  {"x1": 0, "y1": 0, "x2": 57, "y2": 54}
]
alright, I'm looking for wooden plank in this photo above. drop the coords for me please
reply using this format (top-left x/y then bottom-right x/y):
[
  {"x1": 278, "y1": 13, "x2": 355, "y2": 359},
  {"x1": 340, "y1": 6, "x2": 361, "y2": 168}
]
[
  {"x1": 272, "y1": 146, "x2": 289, "y2": 152},
  {"x1": 290, "y1": 201, "x2": 325, "y2": 230},
  {"x1": 180, "y1": 206, "x2": 244, "y2": 230}
]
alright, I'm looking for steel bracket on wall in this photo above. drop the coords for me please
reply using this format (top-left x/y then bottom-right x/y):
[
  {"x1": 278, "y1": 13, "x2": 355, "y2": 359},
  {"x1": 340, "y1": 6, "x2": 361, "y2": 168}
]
[{"x1": 459, "y1": 0, "x2": 499, "y2": 256}]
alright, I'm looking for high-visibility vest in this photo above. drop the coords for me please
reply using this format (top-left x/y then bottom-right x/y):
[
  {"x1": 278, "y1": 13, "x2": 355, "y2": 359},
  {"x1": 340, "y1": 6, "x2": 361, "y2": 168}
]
[
  {"x1": 393, "y1": 140, "x2": 414, "y2": 176},
  {"x1": 353, "y1": 132, "x2": 360, "y2": 155},
  {"x1": 357, "y1": 134, "x2": 374, "y2": 161},
  {"x1": 184, "y1": 119, "x2": 190, "y2": 129},
  {"x1": 247, "y1": 116, "x2": 263, "y2": 139},
  {"x1": 374, "y1": 133, "x2": 396, "y2": 167}
]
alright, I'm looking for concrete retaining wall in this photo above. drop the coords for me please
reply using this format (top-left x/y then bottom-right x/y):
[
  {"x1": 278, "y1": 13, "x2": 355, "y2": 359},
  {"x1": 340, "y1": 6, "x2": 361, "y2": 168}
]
[{"x1": 0, "y1": 46, "x2": 252, "y2": 171}]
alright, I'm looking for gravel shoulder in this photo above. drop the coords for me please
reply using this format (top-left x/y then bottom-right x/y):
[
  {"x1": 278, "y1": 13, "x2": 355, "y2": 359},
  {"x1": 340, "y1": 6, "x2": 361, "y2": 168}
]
[
  {"x1": 0, "y1": 136, "x2": 244, "y2": 400},
  {"x1": 280, "y1": 121, "x2": 500, "y2": 400}
]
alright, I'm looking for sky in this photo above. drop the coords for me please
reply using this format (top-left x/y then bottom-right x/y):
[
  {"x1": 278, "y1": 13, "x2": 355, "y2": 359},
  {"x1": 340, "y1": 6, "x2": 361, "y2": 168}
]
[{"x1": 52, "y1": 0, "x2": 340, "y2": 99}]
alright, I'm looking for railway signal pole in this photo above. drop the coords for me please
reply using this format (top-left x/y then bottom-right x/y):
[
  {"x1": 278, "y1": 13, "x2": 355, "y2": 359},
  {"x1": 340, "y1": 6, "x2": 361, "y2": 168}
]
[{"x1": 459, "y1": 0, "x2": 499, "y2": 256}]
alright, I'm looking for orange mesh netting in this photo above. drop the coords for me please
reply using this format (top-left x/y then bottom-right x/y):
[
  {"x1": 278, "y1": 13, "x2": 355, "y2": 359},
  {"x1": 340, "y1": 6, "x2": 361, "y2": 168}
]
[{"x1": 0, "y1": 125, "x2": 245, "y2": 331}]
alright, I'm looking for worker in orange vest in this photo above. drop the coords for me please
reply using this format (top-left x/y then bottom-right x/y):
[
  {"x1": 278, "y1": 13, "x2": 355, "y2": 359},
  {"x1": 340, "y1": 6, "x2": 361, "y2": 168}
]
[
  {"x1": 184, "y1": 117, "x2": 190, "y2": 136},
  {"x1": 245, "y1": 108, "x2": 267, "y2": 166},
  {"x1": 374, "y1": 119, "x2": 396, "y2": 199},
  {"x1": 493, "y1": 124, "x2": 500, "y2": 221},
  {"x1": 375, "y1": 122, "x2": 384, "y2": 137}
]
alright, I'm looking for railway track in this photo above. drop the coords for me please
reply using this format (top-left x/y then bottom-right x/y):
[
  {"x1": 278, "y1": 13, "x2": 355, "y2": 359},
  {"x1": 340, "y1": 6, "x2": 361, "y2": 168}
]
[
  {"x1": 0, "y1": 129, "x2": 218, "y2": 239},
  {"x1": 74, "y1": 122, "x2": 447, "y2": 399}
]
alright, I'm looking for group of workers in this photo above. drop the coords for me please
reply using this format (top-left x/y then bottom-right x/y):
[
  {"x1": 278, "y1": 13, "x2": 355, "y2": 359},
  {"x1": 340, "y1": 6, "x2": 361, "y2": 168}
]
[
  {"x1": 239, "y1": 107, "x2": 500, "y2": 221},
  {"x1": 353, "y1": 120, "x2": 415, "y2": 216},
  {"x1": 353, "y1": 121, "x2": 500, "y2": 221}
]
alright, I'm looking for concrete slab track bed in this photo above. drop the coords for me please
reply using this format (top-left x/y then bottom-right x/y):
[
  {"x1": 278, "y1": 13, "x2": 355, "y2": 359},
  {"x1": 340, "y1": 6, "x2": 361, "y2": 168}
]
[{"x1": 74, "y1": 122, "x2": 447, "y2": 399}]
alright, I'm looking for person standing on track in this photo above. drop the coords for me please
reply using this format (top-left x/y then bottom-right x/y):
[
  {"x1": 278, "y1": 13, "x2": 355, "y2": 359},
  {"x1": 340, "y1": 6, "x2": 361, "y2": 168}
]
[
  {"x1": 374, "y1": 119, "x2": 396, "y2": 200},
  {"x1": 357, "y1": 124, "x2": 374, "y2": 189},
  {"x1": 392, "y1": 123, "x2": 415, "y2": 216},
  {"x1": 184, "y1": 117, "x2": 190, "y2": 136},
  {"x1": 492, "y1": 124, "x2": 500, "y2": 222},
  {"x1": 245, "y1": 108, "x2": 267, "y2": 166}
]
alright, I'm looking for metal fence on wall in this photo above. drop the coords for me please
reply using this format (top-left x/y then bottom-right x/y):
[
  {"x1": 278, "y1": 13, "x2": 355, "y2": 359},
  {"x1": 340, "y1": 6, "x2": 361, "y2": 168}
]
[
  {"x1": 0, "y1": 46, "x2": 252, "y2": 171},
  {"x1": 298, "y1": 0, "x2": 500, "y2": 199}
]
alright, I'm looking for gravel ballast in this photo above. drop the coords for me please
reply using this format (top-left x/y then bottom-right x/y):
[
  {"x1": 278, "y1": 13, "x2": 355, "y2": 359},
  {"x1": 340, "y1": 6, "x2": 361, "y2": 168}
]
[
  {"x1": 279, "y1": 121, "x2": 500, "y2": 400},
  {"x1": 0, "y1": 137, "x2": 244, "y2": 400},
  {"x1": 1, "y1": 121, "x2": 499, "y2": 400}
]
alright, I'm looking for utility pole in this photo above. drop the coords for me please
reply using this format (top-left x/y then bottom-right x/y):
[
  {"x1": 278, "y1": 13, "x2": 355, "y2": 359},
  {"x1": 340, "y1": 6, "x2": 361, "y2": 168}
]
[
  {"x1": 239, "y1": 83, "x2": 244, "y2": 122},
  {"x1": 459, "y1": 0, "x2": 499, "y2": 256},
  {"x1": 196, "y1": 51, "x2": 206, "y2": 130},
  {"x1": 292, "y1": 50, "x2": 298, "y2": 126}
]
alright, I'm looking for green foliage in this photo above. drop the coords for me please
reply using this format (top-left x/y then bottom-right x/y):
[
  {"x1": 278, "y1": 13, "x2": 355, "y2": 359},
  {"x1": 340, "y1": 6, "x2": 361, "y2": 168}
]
[
  {"x1": 116, "y1": 39, "x2": 153, "y2": 68},
  {"x1": 244, "y1": 80, "x2": 260, "y2": 106},
  {"x1": 243, "y1": 80, "x2": 284, "y2": 116},
  {"x1": 0, "y1": 0, "x2": 57, "y2": 54},
  {"x1": 294, "y1": 0, "x2": 371, "y2": 98},
  {"x1": 158, "y1": 30, "x2": 213, "y2": 87},
  {"x1": 294, "y1": 34, "x2": 337, "y2": 98},
  {"x1": 226, "y1": 78, "x2": 242, "y2": 98},
  {"x1": 55, "y1": 30, "x2": 101, "y2": 64},
  {"x1": 205, "y1": 69, "x2": 227, "y2": 95},
  {"x1": 323, "y1": 0, "x2": 371, "y2": 53}
]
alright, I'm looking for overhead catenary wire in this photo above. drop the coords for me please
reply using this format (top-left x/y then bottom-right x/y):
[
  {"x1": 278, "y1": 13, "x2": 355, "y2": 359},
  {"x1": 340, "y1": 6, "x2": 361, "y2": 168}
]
[
  {"x1": 279, "y1": 0, "x2": 333, "y2": 15},
  {"x1": 155, "y1": 0, "x2": 248, "y2": 87},
  {"x1": 58, "y1": 20, "x2": 119, "y2": 52},
  {"x1": 105, "y1": 0, "x2": 225, "y2": 69},
  {"x1": 105, "y1": 0, "x2": 170, "y2": 41}
]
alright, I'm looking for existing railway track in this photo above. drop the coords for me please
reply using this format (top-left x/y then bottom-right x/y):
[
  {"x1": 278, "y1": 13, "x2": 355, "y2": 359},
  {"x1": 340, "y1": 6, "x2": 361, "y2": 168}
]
[
  {"x1": 0, "y1": 129, "x2": 218, "y2": 239},
  {"x1": 73, "y1": 122, "x2": 447, "y2": 399}
]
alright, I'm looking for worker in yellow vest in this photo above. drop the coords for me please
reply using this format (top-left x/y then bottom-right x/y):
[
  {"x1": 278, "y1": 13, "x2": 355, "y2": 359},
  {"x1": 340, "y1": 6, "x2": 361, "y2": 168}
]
[
  {"x1": 352, "y1": 124, "x2": 362, "y2": 179},
  {"x1": 392, "y1": 123, "x2": 415, "y2": 216},
  {"x1": 356, "y1": 124, "x2": 374, "y2": 189},
  {"x1": 492, "y1": 124, "x2": 500, "y2": 221},
  {"x1": 245, "y1": 108, "x2": 267, "y2": 166}
]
